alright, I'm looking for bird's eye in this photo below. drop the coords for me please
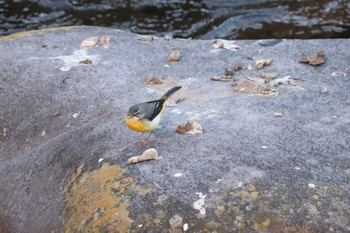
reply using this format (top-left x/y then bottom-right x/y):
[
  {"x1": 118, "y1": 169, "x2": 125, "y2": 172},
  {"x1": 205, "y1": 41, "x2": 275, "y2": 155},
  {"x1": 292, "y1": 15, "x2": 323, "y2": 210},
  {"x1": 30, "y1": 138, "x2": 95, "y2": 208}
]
[{"x1": 133, "y1": 111, "x2": 139, "y2": 116}]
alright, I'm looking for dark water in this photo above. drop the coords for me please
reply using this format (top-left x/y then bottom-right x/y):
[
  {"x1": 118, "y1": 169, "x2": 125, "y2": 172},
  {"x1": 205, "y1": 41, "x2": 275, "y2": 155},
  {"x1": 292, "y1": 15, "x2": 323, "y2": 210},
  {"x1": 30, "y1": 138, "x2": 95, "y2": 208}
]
[{"x1": 0, "y1": 0, "x2": 349, "y2": 39}]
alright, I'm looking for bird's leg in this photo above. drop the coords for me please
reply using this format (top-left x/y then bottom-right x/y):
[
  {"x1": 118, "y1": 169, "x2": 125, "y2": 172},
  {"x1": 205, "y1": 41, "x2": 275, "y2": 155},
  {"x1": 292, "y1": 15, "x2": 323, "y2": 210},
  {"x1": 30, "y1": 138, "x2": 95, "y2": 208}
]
[
  {"x1": 136, "y1": 133, "x2": 145, "y2": 147},
  {"x1": 143, "y1": 131, "x2": 153, "y2": 144}
]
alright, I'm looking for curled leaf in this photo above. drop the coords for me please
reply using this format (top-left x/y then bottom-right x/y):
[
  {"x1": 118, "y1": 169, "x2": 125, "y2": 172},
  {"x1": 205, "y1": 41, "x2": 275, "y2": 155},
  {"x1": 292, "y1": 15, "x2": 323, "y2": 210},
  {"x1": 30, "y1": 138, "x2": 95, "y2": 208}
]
[
  {"x1": 176, "y1": 120, "x2": 203, "y2": 135},
  {"x1": 168, "y1": 50, "x2": 181, "y2": 62},
  {"x1": 145, "y1": 76, "x2": 163, "y2": 85},
  {"x1": 127, "y1": 148, "x2": 158, "y2": 164},
  {"x1": 299, "y1": 51, "x2": 325, "y2": 66}
]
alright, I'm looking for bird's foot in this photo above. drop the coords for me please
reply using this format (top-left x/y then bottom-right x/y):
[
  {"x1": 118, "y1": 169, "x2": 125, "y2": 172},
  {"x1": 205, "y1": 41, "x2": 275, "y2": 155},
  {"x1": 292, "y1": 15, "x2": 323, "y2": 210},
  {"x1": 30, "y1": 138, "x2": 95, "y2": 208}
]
[{"x1": 136, "y1": 139, "x2": 150, "y2": 148}]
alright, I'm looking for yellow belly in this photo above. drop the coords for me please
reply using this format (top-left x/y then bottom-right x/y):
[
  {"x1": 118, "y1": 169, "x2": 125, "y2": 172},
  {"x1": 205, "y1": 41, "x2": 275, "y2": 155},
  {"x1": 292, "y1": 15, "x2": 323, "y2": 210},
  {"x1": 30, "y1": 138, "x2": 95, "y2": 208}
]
[{"x1": 125, "y1": 116, "x2": 156, "y2": 132}]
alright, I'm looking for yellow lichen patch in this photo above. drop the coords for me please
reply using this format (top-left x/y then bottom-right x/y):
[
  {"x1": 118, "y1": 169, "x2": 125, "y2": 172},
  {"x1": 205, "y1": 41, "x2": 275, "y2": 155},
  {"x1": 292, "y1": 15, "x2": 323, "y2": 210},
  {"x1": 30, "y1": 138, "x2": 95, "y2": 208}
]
[
  {"x1": 154, "y1": 218, "x2": 162, "y2": 225},
  {"x1": 153, "y1": 210, "x2": 165, "y2": 226},
  {"x1": 236, "y1": 222, "x2": 246, "y2": 230},
  {"x1": 0, "y1": 26, "x2": 81, "y2": 41},
  {"x1": 250, "y1": 191, "x2": 259, "y2": 201},
  {"x1": 247, "y1": 185, "x2": 256, "y2": 192},
  {"x1": 214, "y1": 206, "x2": 225, "y2": 216},
  {"x1": 156, "y1": 210, "x2": 166, "y2": 219},
  {"x1": 62, "y1": 163, "x2": 133, "y2": 233},
  {"x1": 195, "y1": 213, "x2": 206, "y2": 219},
  {"x1": 232, "y1": 191, "x2": 250, "y2": 202},
  {"x1": 254, "y1": 218, "x2": 271, "y2": 230},
  {"x1": 63, "y1": 163, "x2": 85, "y2": 194}
]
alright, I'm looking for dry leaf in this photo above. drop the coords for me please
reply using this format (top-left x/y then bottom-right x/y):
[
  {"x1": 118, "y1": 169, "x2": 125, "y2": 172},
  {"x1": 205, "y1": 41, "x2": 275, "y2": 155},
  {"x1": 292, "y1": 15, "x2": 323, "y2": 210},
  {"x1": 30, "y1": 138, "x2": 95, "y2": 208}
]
[
  {"x1": 80, "y1": 36, "x2": 110, "y2": 48},
  {"x1": 233, "y1": 64, "x2": 242, "y2": 71},
  {"x1": 331, "y1": 71, "x2": 347, "y2": 77},
  {"x1": 3, "y1": 128, "x2": 8, "y2": 137},
  {"x1": 79, "y1": 59, "x2": 92, "y2": 64},
  {"x1": 233, "y1": 77, "x2": 275, "y2": 96},
  {"x1": 211, "y1": 76, "x2": 231, "y2": 82},
  {"x1": 176, "y1": 120, "x2": 203, "y2": 135},
  {"x1": 168, "y1": 50, "x2": 181, "y2": 62},
  {"x1": 145, "y1": 76, "x2": 163, "y2": 85},
  {"x1": 299, "y1": 51, "x2": 325, "y2": 66},
  {"x1": 260, "y1": 73, "x2": 277, "y2": 80},
  {"x1": 256, "y1": 59, "x2": 273, "y2": 69},
  {"x1": 127, "y1": 148, "x2": 158, "y2": 164},
  {"x1": 224, "y1": 68, "x2": 235, "y2": 76},
  {"x1": 99, "y1": 36, "x2": 110, "y2": 46},
  {"x1": 80, "y1": 36, "x2": 100, "y2": 48}
]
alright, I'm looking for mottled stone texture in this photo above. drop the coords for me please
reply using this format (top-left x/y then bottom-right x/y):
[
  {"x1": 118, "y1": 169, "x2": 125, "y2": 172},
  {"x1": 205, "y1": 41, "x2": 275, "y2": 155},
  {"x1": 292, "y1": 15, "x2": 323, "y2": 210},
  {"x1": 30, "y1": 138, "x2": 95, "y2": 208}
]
[{"x1": 0, "y1": 27, "x2": 349, "y2": 233}]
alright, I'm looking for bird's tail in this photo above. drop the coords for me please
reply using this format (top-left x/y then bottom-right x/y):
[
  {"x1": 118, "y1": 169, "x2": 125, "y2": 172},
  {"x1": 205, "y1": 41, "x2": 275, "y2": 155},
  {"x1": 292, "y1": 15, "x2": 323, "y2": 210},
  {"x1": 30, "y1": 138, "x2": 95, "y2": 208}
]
[{"x1": 161, "y1": 86, "x2": 182, "y2": 100}]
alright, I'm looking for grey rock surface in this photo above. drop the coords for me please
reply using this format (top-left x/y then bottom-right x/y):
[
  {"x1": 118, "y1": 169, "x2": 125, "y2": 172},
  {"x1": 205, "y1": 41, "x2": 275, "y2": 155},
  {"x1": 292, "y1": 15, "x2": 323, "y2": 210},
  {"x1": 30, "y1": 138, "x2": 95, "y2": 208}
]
[{"x1": 0, "y1": 26, "x2": 349, "y2": 233}]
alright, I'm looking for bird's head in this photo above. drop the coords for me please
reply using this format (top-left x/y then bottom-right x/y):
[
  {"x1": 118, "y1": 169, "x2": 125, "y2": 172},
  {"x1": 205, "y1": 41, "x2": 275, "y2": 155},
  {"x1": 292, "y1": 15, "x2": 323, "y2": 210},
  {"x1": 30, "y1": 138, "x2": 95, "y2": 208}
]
[{"x1": 127, "y1": 105, "x2": 141, "y2": 119}]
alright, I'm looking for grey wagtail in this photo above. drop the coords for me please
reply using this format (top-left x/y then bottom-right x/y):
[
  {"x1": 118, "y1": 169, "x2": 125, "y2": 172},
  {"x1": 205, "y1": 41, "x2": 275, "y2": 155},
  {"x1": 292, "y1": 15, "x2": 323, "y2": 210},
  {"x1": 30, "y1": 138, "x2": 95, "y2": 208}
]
[{"x1": 125, "y1": 86, "x2": 181, "y2": 146}]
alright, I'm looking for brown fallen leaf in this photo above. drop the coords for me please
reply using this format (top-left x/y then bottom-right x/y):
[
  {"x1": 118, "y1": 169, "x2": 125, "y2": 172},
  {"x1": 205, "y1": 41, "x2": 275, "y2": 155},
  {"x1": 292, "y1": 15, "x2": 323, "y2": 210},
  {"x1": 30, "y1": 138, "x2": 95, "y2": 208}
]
[
  {"x1": 299, "y1": 51, "x2": 325, "y2": 66},
  {"x1": 168, "y1": 50, "x2": 181, "y2": 62},
  {"x1": 175, "y1": 98, "x2": 186, "y2": 104},
  {"x1": 3, "y1": 127, "x2": 8, "y2": 137},
  {"x1": 99, "y1": 36, "x2": 110, "y2": 46},
  {"x1": 80, "y1": 36, "x2": 100, "y2": 48},
  {"x1": 79, "y1": 59, "x2": 93, "y2": 64},
  {"x1": 127, "y1": 148, "x2": 158, "y2": 164},
  {"x1": 233, "y1": 64, "x2": 242, "y2": 71},
  {"x1": 145, "y1": 76, "x2": 163, "y2": 85},
  {"x1": 233, "y1": 77, "x2": 275, "y2": 96},
  {"x1": 224, "y1": 68, "x2": 235, "y2": 76},
  {"x1": 331, "y1": 71, "x2": 347, "y2": 77},
  {"x1": 211, "y1": 76, "x2": 231, "y2": 82},
  {"x1": 260, "y1": 73, "x2": 277, "y2": 80},
  {"x1": 256, "y1": 59, "x2": 273, "y2": 69},
  {"x1": 176, "y1": 120, "x2": 203, "y2": 135},
  {"x1": 80, "y1": 36, "x2": 110, "y2": 48}
]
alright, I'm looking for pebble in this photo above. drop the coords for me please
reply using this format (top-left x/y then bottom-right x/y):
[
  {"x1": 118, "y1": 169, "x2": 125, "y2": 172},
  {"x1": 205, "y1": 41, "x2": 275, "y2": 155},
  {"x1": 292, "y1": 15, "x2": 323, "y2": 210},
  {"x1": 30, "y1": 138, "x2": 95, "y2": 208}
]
[
  {"x1": 183, "y1": 223, "x2": 189, "y2": 231},
  {"x1": 174, "y1": 173, "x2": 183, "y2": 177},
  {"x1": 2, "y1": 127, "x2": 9, "y2": 137},
  {"x1": 168, "y1": 50, "x2": 181, "y2": 62},
  {"x1": 273, "y1": 112, "x2": 283, "y2": 117}
]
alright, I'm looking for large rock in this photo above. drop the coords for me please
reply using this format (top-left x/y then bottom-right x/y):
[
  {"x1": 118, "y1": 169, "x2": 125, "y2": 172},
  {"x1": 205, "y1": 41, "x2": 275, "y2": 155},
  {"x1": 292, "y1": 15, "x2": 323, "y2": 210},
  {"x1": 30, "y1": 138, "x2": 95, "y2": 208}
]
[{"x1": 0, "y1": 26, "x2": 349, "y2": 232}]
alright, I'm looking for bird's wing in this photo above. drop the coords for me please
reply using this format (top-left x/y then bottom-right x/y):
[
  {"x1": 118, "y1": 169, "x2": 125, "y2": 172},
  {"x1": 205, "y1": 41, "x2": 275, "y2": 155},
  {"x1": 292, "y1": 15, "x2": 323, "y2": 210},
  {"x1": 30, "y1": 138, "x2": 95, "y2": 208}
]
[{"x1": 141, "y1": 99, "x2": 166, "y2": 121}]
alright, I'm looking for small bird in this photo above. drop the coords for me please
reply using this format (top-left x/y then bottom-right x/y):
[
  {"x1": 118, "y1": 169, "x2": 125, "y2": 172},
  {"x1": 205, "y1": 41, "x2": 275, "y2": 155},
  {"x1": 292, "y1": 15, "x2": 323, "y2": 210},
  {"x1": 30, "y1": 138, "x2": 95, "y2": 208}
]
[{"x1": 126, "y1": 86, "x2": 181, "y2": 146}]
